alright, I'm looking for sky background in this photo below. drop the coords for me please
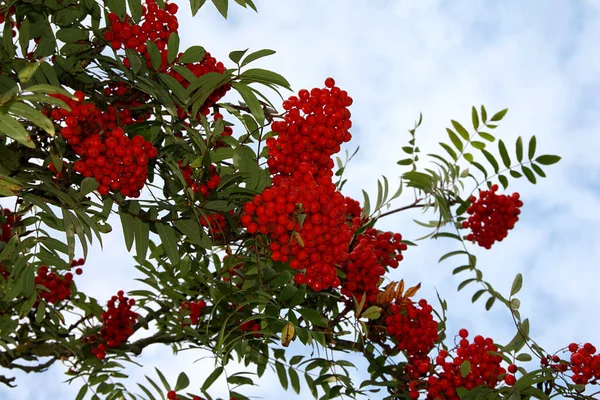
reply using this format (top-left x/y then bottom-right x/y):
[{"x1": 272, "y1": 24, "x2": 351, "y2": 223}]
[{"x1": 2, "y1": 0, "x2": 600, "y2": 399}]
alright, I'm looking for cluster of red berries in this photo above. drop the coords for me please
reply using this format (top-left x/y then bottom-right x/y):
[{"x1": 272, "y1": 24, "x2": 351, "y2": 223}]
[
  {"x1": 35, "y1": 265, "x2": 73, "y2": 304},
  {"x1": 344, "y1": 196, "x2": 363, "y2": 221},
  {"x1": 241, "y1": 78, "x2": 356, "y2": 292},
  {"x1": 105, "y1": 1, "x2": 179, "y2": 71},
  {"x1": 544, "y1": 342, "x2": 600, "y2": 387},
  {"x1": 104, "y1": 0, "x2": 230, "y2": 118},
  {"x1": 461, "y1": 184, "x2": 523, "y2": 249},
  {"x1": 70, "y1": 257, "x2": 85, "y2": 275},
  {"x1": 178, "y1": 161, "x2": 221, "y2": 196},
  {"x1": 384, "y1": 299, "x2": 439, "y2": 360},
  {"x1": 405, "y1": 330, "x2": 514, "y2": 399},
  {"x1": 342, "y1": 229, "x2": 407, "y2": 305},
  {"x1": 0, "y1": 208, "x2": 20, "y2": 243},
  {"x1": 179, "y1": 299, "x2": 206, "y2": 327},
  {"x1": 240, "y1": 319, "x2": 262, "y2": 338},
  {"x1": 92, "y1": 291, "x2": 138, "y2": 359},
  {"x1": 47, "y1": 92, "x2": 157, "y2": 197},
  {"x1": 200, "y1": 211, "x2": 233, "y2": 239}
]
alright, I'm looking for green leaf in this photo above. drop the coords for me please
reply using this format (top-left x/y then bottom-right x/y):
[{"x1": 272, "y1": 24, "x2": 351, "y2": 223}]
[
  {"x1": 516, "y1": 353, "x2": 532, "y2": 362},
  {"x1": 127, "y1": 0, "x2": 143, "y2": 22},
  {"x1": 471, "y1": 106, "x2": 479, "y2": 130},
  {"x1": 6, "y1": 101, "x2": 55, "y2": 136},
  {"x1": 490, "y1": 108, "x2": 508, "y2": 122},
  {"x1": 56, "y1": 27, "x2": 89, "y2": 43},
  {"x1": 146, "y1": 40, "x2": 162, "y2": 70},
  {"x1": 289, "y1": 367, "x2": 300, "y2": 394},
  {"x1": 134, "y1": 218, "x2": 149, "y2": 263},
  {"x1": 174, "y1": 372, "x2": 190, "y2": 391},
  {"x1": 0, "y1": 112, "x2": 35, "y2": 148},
  {"x1": 233, "y1": 82, "x2": 264, "y2": 124},
  {"x1": 516, "y1": 136, "x2": 523, "y2": 163},
  {"x1": 361, "y1": 306, "x2": 381, "y2": 320},
  {"x1": 156, "y1": 223, "x2": 179, "y2": 265},
  {"x1": 528, "y1": 136, "x2": 537, "y2": 160},
  {"x1": 510, "y1": 170, "x2": 522, "y2": 178},
  {"x1": 472, "y1": 289, "x2": 486, "y2": 303},
  {"x1": 397, "y1": 158, "x2": 412, "y2": 166},
  {"x1": 75, "y1": 384, "x2": 88, "y2": 400},
  {"x1": 498, "y1": 174, "x2": 508, "y2": 189},
  {"x1": 361, "y1": 189, "x2": 370, "y2": 219},
  {"x1": 229, "y1": 48, "x2": 249, "y2": 64},
  {"x1": 460, "y1": 360, "x2": 471, "y2": 378},
  {"x1": 190, "y1": 0, "x2": 208, "y2": 16},
  {"x1": 275, "y1": 362, "x2": 288, "y2": 390},
  {"x1": 239, "y1": 68, "x2": 291, "y2": 90},
  {"x1": 120, "y1": 210, "x2": 135, "y2": 251},
  {"x1": 439, "y1": 250, "x2": 468, "y2": 263},
  {"x1": 478, "y1": 131, "x2": 495, "y2": 142},
  {"x1": 535, "y1": 155, "x2": 561, "y2": 165},
  {"x1": 155, "y1": 367, "x2": 170, "y2": 391},
  {"x1": 18, "y1": 62, "x2": 40, "y2": 85},
  {"x1": 481, "y1": 149, "x2": 499, "y2": 173},
  {"x1": 0, "y1": 174, "x2": 23, "y2": 196},
  {"x1": 211, "y1": 0, "x2": 229, "y2": 18},
  {"x1": 80, "y1": 177, "x2": 99, "y2": 197},
  {"x1": 481, "y1": 105, "x2": 488, "y2": 123},
  {"x1": 511, "y1": 273, "x2": 523, "y2": 296},
  {"x1": 458, "y1": 278, "x2": 476, "y2": 291},
  {"x1": 470, "y1": 141, "x2": 486, "y2": 150},
  {"x1": 531, "y1": 163, "x2": 546, "y2": 178},
  {"x1": 241, "y1": 49, "x2": 276, "y2": 67},
  {"x1": 451, "y1": 120, "x2": 470, "y2": 141},
  {"x1": 179, "y1": 45, "x2": 206, "y2": 64},
  {"x1": 498, "y1": 139, "x2": 511, "y2": 167},
  {"x1": 167, "y1": 32, "x2": 180, "y2": 64},
  {"x1": 439, "y1": 142, "x2": 458, "y2": 161},
  {"x1": 522, "y1": 166, "x2": 536, "y2": 184},
  {"x1": 447, "y1": 128, "x2": 463, "y2": 151},
  {"x1": 485, "y1": 296, "x2": 496, "y2": 310},
  {"x1": 202, "y1": 366, "x2": 223, "y2": 390}
]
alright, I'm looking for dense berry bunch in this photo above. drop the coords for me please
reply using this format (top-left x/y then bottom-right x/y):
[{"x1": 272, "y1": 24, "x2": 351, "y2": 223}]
[
  {"x1": 179, "y1": 300, "x2": 207, "y2": 326},
  {"x1": 461, "y1": 184, "x2": 523, "y2": 249},
  {"x1": 385, "y1": 299, "x2": 439, "y2": 359},
  {"x1": 178, "y1": 162, "x2": 221, "y2": 196},
  {"x1": 34, "y1": 265, "x2": 73, "y2": 304},
  {"x1": 105, "y1": 0, "x2": 179, "y2": 71},
  {"x1": 95, "y1": 290, "x2": 138, "y2": 358},
  {"x1": 0, "y1": 208, "x2": 20, "y2": 243},
  {"x1": 418, "y1": 330, "x2": 513, "y2": 399},
  {"x1": 48, "y1": 92, "x2": 158, "y2": 197},
  {"x1": 344, "y1": 196, "x2": 363, "y2": 221},
  {"x1": 561, "y1": 342, "x2": 600, "y2": 387},
  {"x1": 241, "y1": 78, "x2": 356, "y2": 292},
  {"x1": 341, "y1": 229, "x2": 407, "y2": 304},
  {"x1": 73, "y1": 128, "x2": 157, "y2": 196},
  {"x1": 265, "y1": 78, "x2": 353, "y2": 178}
]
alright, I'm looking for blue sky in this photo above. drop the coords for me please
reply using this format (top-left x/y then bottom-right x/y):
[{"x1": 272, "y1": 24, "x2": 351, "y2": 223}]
[{"x1": 2, "y1": 0, "x2": 600, "y2": 399}]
